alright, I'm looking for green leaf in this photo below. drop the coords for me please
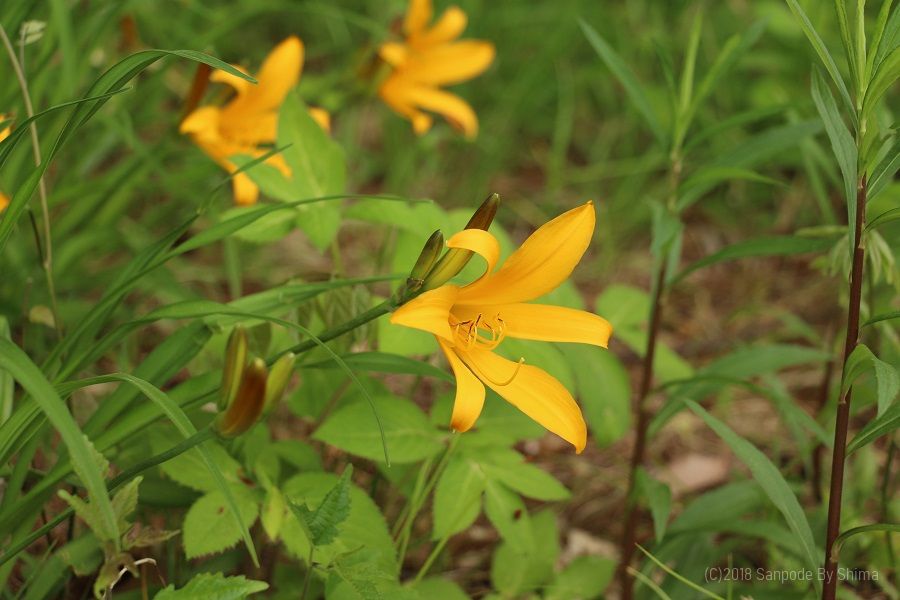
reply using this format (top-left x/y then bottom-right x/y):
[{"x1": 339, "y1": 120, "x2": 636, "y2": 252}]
[
  {"x1": 154, "y1": 572, "x2": 268, "y2": 599},
  {"x1": 290, "y1": 466, "x2": 353, "y2": 547},
  {"x1": 579, "y1": 20, "x2": 666, "y2": 146},
  {"x1": 561, "y1": 345, "x2": 631, "y2": 447},
  {"x1": 484, "y1": 481, "x2": 534, "y2": 550},
  {"x1": 182, "y1": 489, "x2": 260, "y2": 559},
  {"x1": 545, "y1": 555, "x2": 615, "y2": 600},
  {"x1": 281, "y1": 472, "x2": 397, "y2": 573},
  {"x1": 303, "y1": 352, "x2": 453, "y2": 382},
  {"x1": 867, "y1": 138, "x2": 900, "y2": 201},
  {"x1": 148, "y1": 427, "x2": 242, "y2": 493},
  {"x1": 686, "y1": 400, "x2": 821, "y2": 594},
  {"x1": 489, "y1": 510, "x2": 559, "y2": 596},
  {"x1": 810, "y1": 68, "x2": 858, "y2": 232},
  {"x1": 432, "y1": 457, "x2": 486, "y2": 539},
  {"x1": 677, "y1": 166, "x2": 783, "y2": 211},
  {"x1": 482, "y1": 460, "x2": 570, "y2": 502},
  {"x1": 0, "y1": 338, "x2": 119, "y2": 549},
  {"x1": 673, "y1": 236, "x2": 833, "y2": 283},
  {"x1": 785, "y1": 0, "x2": 856, "y2": 119},
  {"x1": 314, "y1": 395, "x2": 442, "y2": 464},
  {"x1": 0, "y1": 317, "x2": 12, "y2": 424},
  {"x1": 110, "y1": 476, "x2": 142, "y2": 533},
  {"x1": 274, "y1": 90, "x2": 346, "y2": 250},
  {"x1": 850, "y1": 398, "x2": 900, "y2": 453},
  {"x1": 841, "y1": 344, "x2": 899, "y2": 416},
  {"x1": 409, "y1": 578, "x2": 469, "y2": 600},
  {"x1": 0, "y1": 49, "x2": 252, "y2": 253},
  {"x1": 636, "y1": 469, "x2": 672, "y2": 543},
  {"x1": 866, "y1": 206, "x2": 900, "y2": 231}
]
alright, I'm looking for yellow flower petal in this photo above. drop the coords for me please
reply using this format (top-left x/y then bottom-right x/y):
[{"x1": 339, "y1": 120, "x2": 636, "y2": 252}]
[
  {"x1": 232, "y1": 36, "x2": 302, "y2": 115},
  {"x1": 413, "y1": 6, "x2": 467, "y2": 46},
  {"x1": 210, "y1": 64, "x2": 252, "y2": 95},
  {"x1": 457, "y1": 202, "x2": 595, "y2": 305},
  {"x1": 0, "y1": 192, "x2": 8, "y2": 213},
  {"x1": 232, "y1": 172, "x2": 260, "y2": 206},
  {"x1": 439, "y1": 339, "x2": 485, "y2": 432},
  {"x1": 446, "y1": 228, "x2": 500, "y2": 279},
  {"x1": 378, "y1": 76, "x2": 432, "y2": 134},
  {"x1": 458, "y1": 346, "x2": 587, "y2": 452},
  {"x1": 401, "y1": 84, "x2": 478, "y2": 138},
  {"x1": 390, "y1": 285, "x2": 459, "y2": 341},
  {"x1": 180, "y1": 106, "x2": 220, "y2": 136},
  {"x1": 379, "y1": 42, "x2": 409, "y2": 67},
  {"x1": 404, "y1": 0, "x2": 433, "y2": 36},
  {"x1": 455, "y1": 303, "x2": 612, "y2": 347},
  {"x1": 308, "y1": 106, "x2": 331, "y2": 132},
  {"x1": 401, "y1": 41, "x2": 495, "y2": 86}
]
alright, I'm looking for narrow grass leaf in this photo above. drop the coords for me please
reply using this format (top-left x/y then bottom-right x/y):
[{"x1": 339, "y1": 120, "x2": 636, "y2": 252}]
[
  {"x1": 686, "y1": 400, "x2": 821, "y2": 594},
  {"x1": 579, "y1": 20, "x2": 666, "y2": 146},
  {"x1": 0, "y1": 338, "x2": 119, "y2": 551}
]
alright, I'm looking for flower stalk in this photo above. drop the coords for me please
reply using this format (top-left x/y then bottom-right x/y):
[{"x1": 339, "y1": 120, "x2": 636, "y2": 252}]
[
  {"x1": 618, "y1": 150, "x2": 682, "y2": 600},
  {"x1": 822, "y1": 175, "x2": 867, "y2": 600}
]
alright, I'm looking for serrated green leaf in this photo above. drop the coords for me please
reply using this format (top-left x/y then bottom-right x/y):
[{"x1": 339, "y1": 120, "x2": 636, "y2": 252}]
[
  {"x1": 110, "y1": 476, "x2": 141, "y2": 533},
  {"x1": 484, "y1": 480, "x2": 534, "y2": 550},
  {"x1": 290, "y1": 466, "x2": 353, "y2": 547},
  {"x1": 154, "y1": 572, "x2": 268, "y2": 599}
]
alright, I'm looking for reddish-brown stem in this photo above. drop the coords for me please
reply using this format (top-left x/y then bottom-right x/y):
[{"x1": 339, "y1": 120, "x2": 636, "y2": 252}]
[
  {"x1": 822, "y1": 176, "x2": 866, "y2": 600},
  {"x1": 617, "y1": 262, "x2": 667, "y2": 600}
]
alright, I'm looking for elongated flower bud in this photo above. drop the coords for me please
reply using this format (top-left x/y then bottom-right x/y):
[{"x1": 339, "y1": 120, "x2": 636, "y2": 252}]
[
  {"x1": 420, "y1": 193, "x2": 500, "y2": 292},
  {"x1": 216, "y1": 357, "x2": 267, "y2": 438},
  {"x1": 220, "y1": 326, "x2": 248, "y2": 410},
  {"x1": 263, "y1": 353, "x2": 295, "y2": 415}
]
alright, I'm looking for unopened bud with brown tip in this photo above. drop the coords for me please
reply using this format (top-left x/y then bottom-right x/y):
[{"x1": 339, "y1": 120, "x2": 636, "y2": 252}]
[
  {"x1": 420, "y1": 193, "x2": 500, "y2": 292},
  {"x1": 216, "y1": 357, "x2": 267, "y2": 438}
]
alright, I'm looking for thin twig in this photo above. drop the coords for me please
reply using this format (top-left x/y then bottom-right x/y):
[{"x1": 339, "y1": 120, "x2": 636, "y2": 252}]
[{"x1": 0, "y1": 24, "x2": 63, "y2": 339}]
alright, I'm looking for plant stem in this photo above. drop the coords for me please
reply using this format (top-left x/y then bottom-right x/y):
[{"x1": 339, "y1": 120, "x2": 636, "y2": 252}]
[
  {"x1": 822, "y1": 176, "x2": 867, "y2": 600},
  {"x1": 0, "y1": 427, "x2": 216, "y2": 567},
  {"x1": 300, "y1": 547, "x2": 314, "y2": 600},
  {"x1": 395, "y1": 435, "x2": 459, "y2": 575},
  {"x1": 618, "y1": 152, "x2": 681, "y2": 600},
  {"x1": 275, "y1": 299, "x2": 394, "y2": 360},
  {"x1": 0, "y1": 25, "x2": 62, "y2": 339},
  {"x1": 413, "y1": 534, "x2": 450, "y2": 584}
]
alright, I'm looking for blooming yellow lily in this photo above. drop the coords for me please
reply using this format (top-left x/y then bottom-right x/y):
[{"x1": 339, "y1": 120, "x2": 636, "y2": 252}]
[
  {"x1": 378, "y1": 0, "x2": 494, "y2": 138},
  {"x1": 180, "y1": 37, "x2": 329, "y2": 206},
  {"x1": 390, "y1": 202, "x2": 612, "y2": 452},
  {"x1": 0, "y1": 117, "x2": 11, "y2": 212}
]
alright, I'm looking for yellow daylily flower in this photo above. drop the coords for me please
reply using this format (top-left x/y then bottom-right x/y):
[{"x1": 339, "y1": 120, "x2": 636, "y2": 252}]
[
  {"x1": 378, "y1": 0, "x2": 494, "y2": 138},
  {"x1": 390, "y1": 202, "x2": 612, "y2": 452},
  {"x1": 0, "y1": 117, "x2": 11, "y2": 212},
  {"x1": 180, "y1": 37, "x2": 330, "y2": 206}
]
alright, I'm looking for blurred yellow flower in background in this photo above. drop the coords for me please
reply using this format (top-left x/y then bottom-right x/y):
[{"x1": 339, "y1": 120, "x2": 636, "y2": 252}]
[
  {"x1": 378, "y1": 0, "x2": 494, "y2": 138},
  {"x1": 391, "y1": 202, "x2": 612, "y2": 452},
  {"x1": 0, "y1": 117, "x2": 11, "y2": 212},
  {"x1": 180, "y1": 37, "x2": 330, "y2": 206}
]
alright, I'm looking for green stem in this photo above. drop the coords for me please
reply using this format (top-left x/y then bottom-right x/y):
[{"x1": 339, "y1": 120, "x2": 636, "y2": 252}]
[
  {"x1": 300, "y1": 547, "x2": 315, "y2": 600},
  {"x1": 275, "y1": 299, "x2": 394, "y2": 360},
  {"x1": 0, "y1": 427, "x2": 216, "y2": 567},
  {"x1": 413, "y1": 535, "x2": 450, "y2": 584},
  {"x1": 395, "y1": 435, "x2": 459, "y2": 575}
]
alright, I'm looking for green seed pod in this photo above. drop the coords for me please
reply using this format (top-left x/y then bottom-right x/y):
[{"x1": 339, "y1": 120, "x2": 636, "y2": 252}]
[
  {"x1": 263, "y1": 353, "x2": 296, "y2": 415},
  {"x1": 409, "y1": 230, "x2": 444, "y2": 282},
  {"x1": 220, "y1": 326, "x2": 248, "y2": 410},
  {"x1": 420, "y1": 193, "x2": 500, "y2": 292},
  {"x1": 216, "y1": 357, "x2": 267, "y2": 438}
]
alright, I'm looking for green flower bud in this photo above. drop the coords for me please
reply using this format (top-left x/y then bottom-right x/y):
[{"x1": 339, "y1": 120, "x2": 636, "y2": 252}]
[
  {"x1": 220, "y1": 326, "x2": 248, "y2": 410},
  {"x1": 420, "y1": 193, "x2": 500, "y2": 292},
  {"x1": 263, "y1": 353, "x2": 296, "y2": 415}
]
